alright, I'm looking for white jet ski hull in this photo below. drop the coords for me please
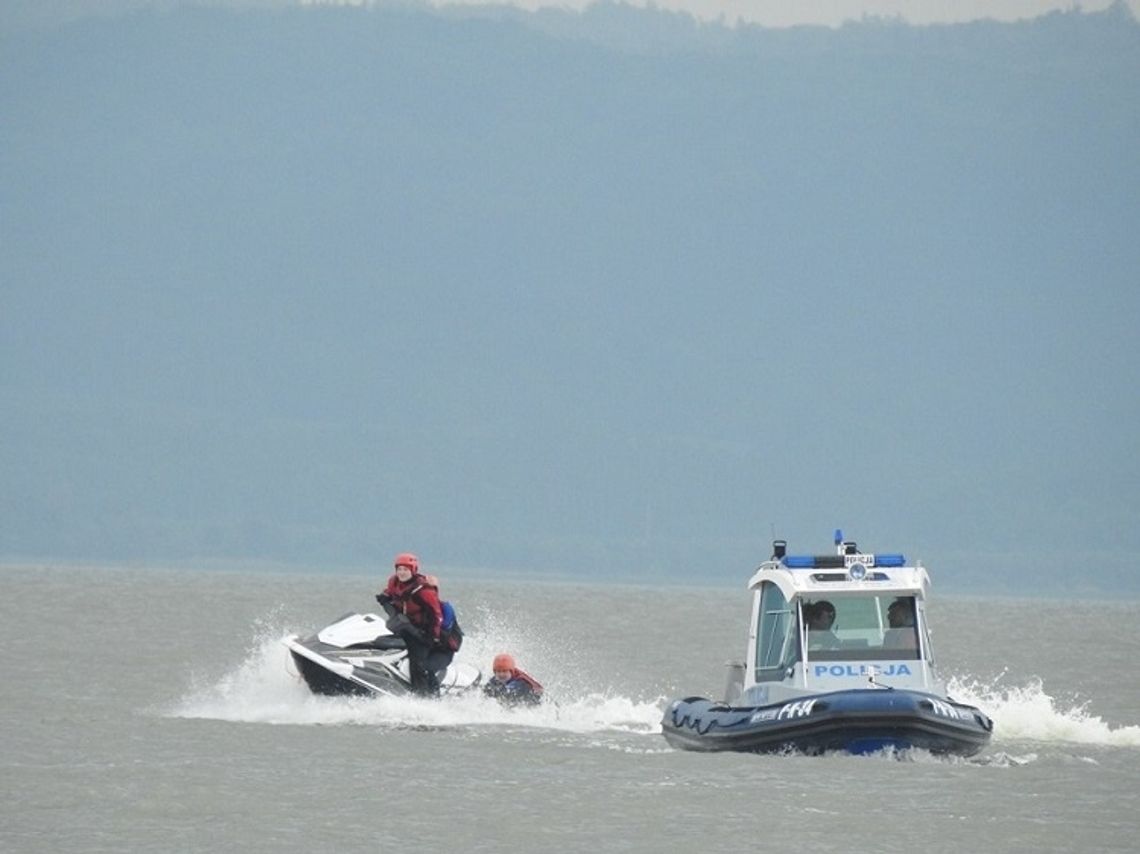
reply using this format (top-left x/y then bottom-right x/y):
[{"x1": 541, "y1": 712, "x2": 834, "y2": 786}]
[{"x1": 285, "y1": 612, "x2": 481, "y2": 698}]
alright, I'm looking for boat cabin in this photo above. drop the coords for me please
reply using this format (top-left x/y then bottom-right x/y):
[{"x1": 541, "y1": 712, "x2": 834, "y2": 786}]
[{"x1": 727, "y1": 532, "x2": 945, "y2": 706}]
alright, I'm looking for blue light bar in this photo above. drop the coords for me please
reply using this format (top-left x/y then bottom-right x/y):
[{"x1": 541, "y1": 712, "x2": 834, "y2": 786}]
[
  {"x1": 782, "y1": 553, "x2": 908, "y2": 569},
  {"x1": 783, "y1": 555, "x2": 845, "y2": 568}
]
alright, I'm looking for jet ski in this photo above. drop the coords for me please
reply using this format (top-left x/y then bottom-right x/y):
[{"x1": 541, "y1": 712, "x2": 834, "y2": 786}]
[{"x1": 285, "y1": 611, "x2": 482, "y2": 698}]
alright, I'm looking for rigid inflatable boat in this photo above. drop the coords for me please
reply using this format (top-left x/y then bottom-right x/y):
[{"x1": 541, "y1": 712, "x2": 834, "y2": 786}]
[{"x1": 661, "y1": 531, "x2": 993, "y2": 756}]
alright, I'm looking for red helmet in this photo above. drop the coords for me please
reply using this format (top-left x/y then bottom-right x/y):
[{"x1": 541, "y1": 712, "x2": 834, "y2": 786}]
[
  {"x1": 492, "y1": 653, "x2": 516, "y2": 672},
  {"x1": 393, "y1": 552, "x2": 419, "y2": 572}
]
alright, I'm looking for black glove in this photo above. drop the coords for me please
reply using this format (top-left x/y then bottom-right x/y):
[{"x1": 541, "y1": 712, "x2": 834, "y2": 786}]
[
  {"x1": 386, "y1": 612, "x2": 422, "y2": 642},
  {"x1": 375, "y1": 593, "x2": 397, "y2": 617}
]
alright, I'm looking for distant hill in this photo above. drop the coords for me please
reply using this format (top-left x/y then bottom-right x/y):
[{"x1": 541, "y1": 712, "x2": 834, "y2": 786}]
[{"x1": 2, "y1": 3, "x2": 1138, "y2": 592}]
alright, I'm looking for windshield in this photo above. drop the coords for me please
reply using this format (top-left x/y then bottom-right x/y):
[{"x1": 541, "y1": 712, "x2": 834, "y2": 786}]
[
  {"x1": 801, "y1": 595, "x2": 920, "y2": 661},
  {"x1": 754, "y1": 582, "x2": 800, "y2": 682}
]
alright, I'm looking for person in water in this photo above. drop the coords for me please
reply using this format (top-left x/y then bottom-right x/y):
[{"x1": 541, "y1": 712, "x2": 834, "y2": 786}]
[
  {"x1": 805, "y1": 600, "x2": 840, "y2": 650},
  {"x1": 483, "y1": 653, "x2": 543, "y2": 706},
  {"x1": 376, "y1": 552, "x2": 444, "y2": 697}
]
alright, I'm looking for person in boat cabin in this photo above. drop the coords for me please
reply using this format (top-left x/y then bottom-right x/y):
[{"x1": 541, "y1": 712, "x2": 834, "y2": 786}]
[
  {"x1": 376, "y1": 552, "x2": 445, "y2": 697},
  {"x1": 483, "y1": 653, "x2": 544, "y2": 706},
  {"x1": 883, "y1": 597, "x2": 919, "y2": 652},
  {"x1": 804, "y1": 600, "x2": 840, "y2": 650}
]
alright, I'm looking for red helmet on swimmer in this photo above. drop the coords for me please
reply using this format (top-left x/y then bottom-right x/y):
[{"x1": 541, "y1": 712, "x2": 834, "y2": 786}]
[{"x1": 492, "y1": 653, "x2": 516, "y2": 672}]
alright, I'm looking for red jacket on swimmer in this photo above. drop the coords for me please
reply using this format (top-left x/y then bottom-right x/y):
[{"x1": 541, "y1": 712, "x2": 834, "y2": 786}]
[{"x1": 380, "y1": 552, "x2": 443, "y2": 643}]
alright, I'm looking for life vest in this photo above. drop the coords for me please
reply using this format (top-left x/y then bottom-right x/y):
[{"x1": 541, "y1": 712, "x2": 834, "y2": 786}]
[
  {"x1": 484, "y1": 669, "x2": 543, "y2": 705},
  {"x1": 512, "y1": 668, "x2": 543, "y2": 695},
  {"x1": 386, "y1": 573, "x2": 463, "y2": 651},
  {"x1": 385, "y1": 574, "x2": 442, "y2": 638}
]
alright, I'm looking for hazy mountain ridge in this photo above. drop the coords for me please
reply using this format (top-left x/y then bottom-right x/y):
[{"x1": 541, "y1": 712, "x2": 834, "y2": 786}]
[{"x1": 2, "y1": 3, "x2": 1138, "y2": 590}]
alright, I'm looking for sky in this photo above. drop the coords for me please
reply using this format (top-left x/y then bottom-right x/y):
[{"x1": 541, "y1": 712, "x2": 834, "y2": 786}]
[
  {"x1": 395, "y1": 0, "x2": 1138, "y2": 27},
  {"x1": 6, "y1": 0, "x2": 1137, "y2": 33},
  {"x1": 2, "y1": 0, "x2": 1137, "y2": 590}
]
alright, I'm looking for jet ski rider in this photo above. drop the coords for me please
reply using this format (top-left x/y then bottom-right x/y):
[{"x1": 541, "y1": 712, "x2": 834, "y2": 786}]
[{"x1": 377, "y1": 552, "x2": 444, "y2": 697}]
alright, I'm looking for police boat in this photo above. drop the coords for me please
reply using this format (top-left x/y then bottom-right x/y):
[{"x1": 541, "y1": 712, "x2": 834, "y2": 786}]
[
  {"x1": 661, "y1": 531, "x2": 993, "y2": 756},
  {"x1": 285, "y1": 611, "x2": 482, "y2": 698}
]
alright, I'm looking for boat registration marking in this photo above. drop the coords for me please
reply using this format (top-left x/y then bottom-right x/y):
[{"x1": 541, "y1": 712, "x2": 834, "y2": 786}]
[
  {"x1": 751, "y1": 698, "x2": 817, "y2": 723},
  {"x1": 928, "y1": 699, "x2": 972, "y2": 720}
]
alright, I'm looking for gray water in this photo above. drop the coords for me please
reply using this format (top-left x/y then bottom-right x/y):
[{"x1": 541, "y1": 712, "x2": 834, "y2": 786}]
[{"x1": 2, "y1": 565, "x2": 1137, "y2": 852}]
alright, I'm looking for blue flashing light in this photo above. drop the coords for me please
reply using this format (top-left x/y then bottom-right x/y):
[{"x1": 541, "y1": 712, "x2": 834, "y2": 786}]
[
  {"x1": 834, "y1": 528, "x2": 843, "y2": 545},
  {"x1": 781, "y1": 553, "x2": 908, "y2": 569}
]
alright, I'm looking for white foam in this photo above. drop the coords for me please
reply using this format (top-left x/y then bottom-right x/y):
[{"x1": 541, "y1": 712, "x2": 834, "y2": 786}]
[
  {"x1": 167, "y1": 626, "x2": 663, "y2": 735},
  {"x1": 171, "y1": 622, "x2": 1139, "y2": 749},
  {"x1": 948, "y1": 675, "x2": 1140, "y2": 747}
]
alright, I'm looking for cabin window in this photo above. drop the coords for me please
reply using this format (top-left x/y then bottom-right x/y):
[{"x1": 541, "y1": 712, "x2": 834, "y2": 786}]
[
  {"x1": 880, "y1": 595, "x2": 920, "y2": 657},
  {"x1": 801, "y1": 595, "x2": 921, "y2": 661},
  {"x1": 755, "y1": 582, "x2": 799, "y2": 682}
]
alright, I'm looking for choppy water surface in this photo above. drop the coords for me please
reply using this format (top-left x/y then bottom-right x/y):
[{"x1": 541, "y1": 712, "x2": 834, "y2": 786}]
[{"x1": 1, "y1": 566, "x2": 1137, "y2": 852}]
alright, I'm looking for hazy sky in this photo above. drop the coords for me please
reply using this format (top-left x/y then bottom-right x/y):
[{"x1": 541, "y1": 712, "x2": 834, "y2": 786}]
[
  {"x1": 7, "y1": 0, "x2": 1136, "y2": 34},
  {"x1": 414, "y1": 0, "x2": 1136, "y2": 27},
  {"x1": 4, "y1": 1, "x2": 1137, "y2": 588}
]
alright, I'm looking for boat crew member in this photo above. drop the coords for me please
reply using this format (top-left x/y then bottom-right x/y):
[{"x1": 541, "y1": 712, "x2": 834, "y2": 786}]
[
  {"x1": 483, "y1": 653, "x2": 543, "y2": 706},
  {"x1": 883, "y1": 597, "x2": 918, "y2": 652},
  {"x1": 805, "y1": 600, "x2": 840, "y2": 650},
  {"x1": 377, "y1": 552, "x2": 444, "y2": 697}
]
